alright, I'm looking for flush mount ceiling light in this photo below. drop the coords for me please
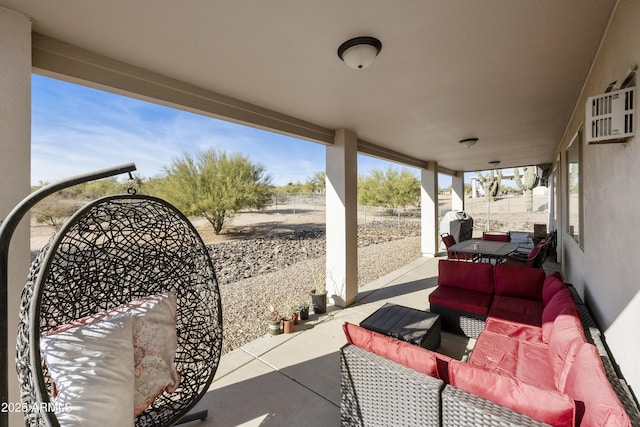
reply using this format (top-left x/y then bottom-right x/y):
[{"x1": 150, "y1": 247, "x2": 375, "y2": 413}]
[
  {"x1": 459, "y1": 138, "x2": 478, "y2": 148},
  {"x1": 337, "y1": 36, "x2": 382, "y2": 69},
  {"x1": 488, "y1": 160, "x2": 501, "y2": 165}
]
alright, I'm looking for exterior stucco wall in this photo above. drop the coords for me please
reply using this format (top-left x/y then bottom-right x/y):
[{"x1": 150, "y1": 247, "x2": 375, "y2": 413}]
[
  {"x1": 557, "y1": 0, "x2": 640, "y2": 395},
  {"x1": 0, "y1": 7, "x2": 31, "y2": 426}
]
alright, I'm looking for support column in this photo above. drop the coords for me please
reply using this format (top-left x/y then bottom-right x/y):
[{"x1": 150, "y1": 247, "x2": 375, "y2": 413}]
[
  {"x1": 548, "y1": 173, "x2": 556, "y2": 231},
  {"x1": 325, "y1": 129, "x2": 358, "y2": 307},
  {"x1": 421, "y1": 162, "x2": 439, "y2": 257},
  {"x1": 452, "y1": 173, "x2": 464, "y2": 212},
  {"x1": 0, "y1": 7, "x2": 31, "y2": 427}
]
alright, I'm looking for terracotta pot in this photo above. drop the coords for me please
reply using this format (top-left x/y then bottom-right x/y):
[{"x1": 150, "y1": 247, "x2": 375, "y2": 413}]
[
  {"x1": 283, "y1": 318, "x2": 295, "y2": 334},
  {"x1": 292, "y1": 312, "x2": 299, "y2": 325}
]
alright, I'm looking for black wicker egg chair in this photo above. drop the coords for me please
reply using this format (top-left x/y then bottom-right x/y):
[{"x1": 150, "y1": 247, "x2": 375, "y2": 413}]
[{"x1": 16, "y1": 193, "x2": 222, "y2": 427}]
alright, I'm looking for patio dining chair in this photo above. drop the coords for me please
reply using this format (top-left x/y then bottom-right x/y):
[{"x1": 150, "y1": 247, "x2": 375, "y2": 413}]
[
  {"x1": 503, "y1": 241, "x2": 547, "y2": 269},
  {"x1": 482, "y1": 231, "x2": 511, "y2": 242},
  {"x1": 16, "y1": 194, "x2": 223, "y2": 427},
  {"x1": 440, "y1": 233, "x2": 477, "y2": 261}
]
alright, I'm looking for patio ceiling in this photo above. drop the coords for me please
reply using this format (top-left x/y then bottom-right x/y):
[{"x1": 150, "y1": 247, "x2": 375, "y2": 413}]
[{"x1": 1, "y1": 0, "x2": 616, "y2": 173}]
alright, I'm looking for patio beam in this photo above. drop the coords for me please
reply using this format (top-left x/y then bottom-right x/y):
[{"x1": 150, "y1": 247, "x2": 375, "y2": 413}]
[{"x1": 31, "y1": 33, "x2": 335, "y2": 146}]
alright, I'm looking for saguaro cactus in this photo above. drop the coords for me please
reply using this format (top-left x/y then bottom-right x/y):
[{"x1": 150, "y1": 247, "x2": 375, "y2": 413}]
[
  {"x1": 513, "y1": 166, "x2": 540, "y2": 212},
  {"x1": 476, "y1": 170, "x2": 502, "y2": 202}
]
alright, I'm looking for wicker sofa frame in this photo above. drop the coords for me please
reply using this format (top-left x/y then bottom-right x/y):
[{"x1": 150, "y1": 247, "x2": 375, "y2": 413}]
[{"x1": 340, "y1": 286, "x2": 640, "y2": 426}]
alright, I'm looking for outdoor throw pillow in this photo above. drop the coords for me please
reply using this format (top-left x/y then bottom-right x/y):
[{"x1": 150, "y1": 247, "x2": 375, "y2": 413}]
[
  {"x1": 41, "y1": 313, "x2": 135, "y2": 427},
  {"x1": 45, "y1": 292, "x2": 180, "y2": 416}
]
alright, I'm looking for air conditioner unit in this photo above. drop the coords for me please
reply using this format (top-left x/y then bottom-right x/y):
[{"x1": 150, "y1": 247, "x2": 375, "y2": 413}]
[{"x1": 585, "y1": 87, "x2": 635, "y2": 144}]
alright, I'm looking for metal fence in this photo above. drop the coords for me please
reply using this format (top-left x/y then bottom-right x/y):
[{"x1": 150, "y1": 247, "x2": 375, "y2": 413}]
[{"x1": 250, "y1": 192, "x2": 549, "y2": 233}]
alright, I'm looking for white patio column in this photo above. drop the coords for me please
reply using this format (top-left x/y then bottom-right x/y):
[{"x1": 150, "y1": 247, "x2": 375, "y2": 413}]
[
  {"x1": 325, "y1": 129, "x2": 358, "y2": 307},
  {"x1": 0, "y1": 7, "x2": 31, "y2": 426},
  {"x1": 548, "y1": 173, "x2": 556, "y2": 231},
  {"x1": 421, "y1": 162, "x2": 439, "y2": 257},
  {"x1": 451, "y1": 172, "x2": 464, "y2": 212}
]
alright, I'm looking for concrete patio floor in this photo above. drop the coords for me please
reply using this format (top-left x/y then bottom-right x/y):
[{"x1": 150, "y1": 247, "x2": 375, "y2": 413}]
[{"x1": 182, "y1": 255, "x2": 475, "y2": 427}]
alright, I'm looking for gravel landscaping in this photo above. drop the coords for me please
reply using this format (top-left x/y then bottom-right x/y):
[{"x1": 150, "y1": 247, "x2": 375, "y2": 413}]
[{"x1": 213, "y1": 220, "x2": 422, "y2": 355}]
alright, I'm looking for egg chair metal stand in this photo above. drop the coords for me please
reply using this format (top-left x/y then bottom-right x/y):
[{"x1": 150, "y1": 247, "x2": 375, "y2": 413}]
[{"x1": 1, "y1": 163, "x2": 223, "y2": 427}]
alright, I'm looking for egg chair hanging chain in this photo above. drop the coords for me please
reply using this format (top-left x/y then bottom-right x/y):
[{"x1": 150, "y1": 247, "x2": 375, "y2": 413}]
[{"x1": 127, "y1": 172, "x2": 137, "y2": 195}]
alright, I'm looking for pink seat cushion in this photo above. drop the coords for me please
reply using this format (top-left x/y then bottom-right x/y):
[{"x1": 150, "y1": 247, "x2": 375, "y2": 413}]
[
  {"x1": 448, "y1": 360, "x2": 576, "y2": 427},
  {"x1": 470, "y1": 331, "x2": 555, "y2": 389},
  {"x1": 438, "y1": 259, "x2": 494, "y2": 293},
  {"x1": 342, "y1": 322, "x2": 452, "y2": 378},
  {"x1": 563, "y1": 343, "x2": 631, "y2": 427},
  {"x1": 494, "y1": 264, "x2": 545, "y2": 300},
  {"x1": 489, "y1": 295, "x2": 543, "y2": 326},
  {"x1": 429, "y1": 286, "x2": 492, "y2": 316},
  {"x1": 542, "y1": 272, "x2": 566, "y2": 305},
  {"x1": 547, "y1": 313, "x2": 586, "y2": 390},
  {"x1": 541, "y1": 288, "x2": 579, "y2": 343},
  {"x1": 484, "y1": 317, "x2": 542, "y2": 343}
]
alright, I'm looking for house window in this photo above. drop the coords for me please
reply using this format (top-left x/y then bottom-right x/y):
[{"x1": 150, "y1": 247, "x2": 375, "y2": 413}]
[{"x1": 566, "y1": 129, "x2": 583, "y2": 247}]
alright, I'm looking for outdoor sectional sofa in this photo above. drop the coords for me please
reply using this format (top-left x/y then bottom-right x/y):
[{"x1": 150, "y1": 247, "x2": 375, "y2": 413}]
[{"x1": 340, "y1": 260, "x2": 640, "y2": 426}]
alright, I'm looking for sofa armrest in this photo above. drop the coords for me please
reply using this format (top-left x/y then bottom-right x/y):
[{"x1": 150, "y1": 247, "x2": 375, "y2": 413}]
[
  {"x1": 567, "y1": 285, "x2": 640, "y2": 425},
  {"x1": 341, "y1": 344, "x2": 443, "y2": 427},
  {"x1": 442, "y1": 386, "x2": 551, "y2": 427}
]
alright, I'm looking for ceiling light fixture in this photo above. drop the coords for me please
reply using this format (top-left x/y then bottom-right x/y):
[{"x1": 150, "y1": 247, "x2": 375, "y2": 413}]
[
  {"x1": 337, "y1": 36, "x2": 382, "y2": 69},
  {"x1": 488, "y1": 160, "x2": 501, "y2": 165},
  {"x1": 459, "y1": 138, "x2": 478, "y2": 148}
]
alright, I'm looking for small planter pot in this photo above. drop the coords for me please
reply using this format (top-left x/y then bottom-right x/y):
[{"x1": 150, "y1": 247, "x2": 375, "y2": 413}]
[
  {"x1": 268, "y1": 320, "x2": 281, "y2": 336},
  {"x1": 283, "y1": 318, "x2": 295, "y2": 334},
  {"x1": 292, "y1": 312, "x2": 299, "y2": 325},
  {"x1": 297, "y1": 306, "x2": 309, "y2": 321},
  {"x1": 310, "y1": 290, "x2": 327, "y2": 314}
]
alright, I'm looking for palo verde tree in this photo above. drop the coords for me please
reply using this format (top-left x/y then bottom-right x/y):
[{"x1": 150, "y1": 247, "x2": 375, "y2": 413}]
[
  {"x1": 304, "y1": 171, "x2": 326, "y2": 194},
  {"x1": 158, "y1": 149, "x2": 273, "y2": 234},
  {"x1": 358, "y1": 166, "x2": 420, "y2": 208}
]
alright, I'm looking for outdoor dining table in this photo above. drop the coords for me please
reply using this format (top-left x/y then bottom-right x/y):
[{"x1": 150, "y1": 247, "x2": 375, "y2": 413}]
[{"x1": 448, "y1": 238, "x2": 519, "y2": 263}]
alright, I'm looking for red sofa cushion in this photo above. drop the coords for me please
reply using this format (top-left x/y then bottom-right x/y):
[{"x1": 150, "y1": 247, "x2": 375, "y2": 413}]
[
  {"x1": 494, "y1": 264, "x2": 545, "y2": 300},
  {"x1": 484, "y1": 317, "x2": 542, "y2": 343},
  {"x1": 448, "y1": 360, "x2": 576, "y2": 427},
  {"x1": 429, "y1": 286, "x2": 492, "y2": 316},
  {"x1": 342, "y1": 322, "x2": 452, "y2": 378},
  {"x1": 547, "y1": 313, "x2": 586, "y2": 391},
  {"x1": 563, "y1": 343, "x2": 631, "y2": 427},
  {"x1": 542, "y1": 288, "x2": 579, "y2": 343},
  {"x1": 542, "y1": 271, "x2": 565, "y2": 305},
  {"x1": 470, "y1": 331, "x2": 555, "y2": 389},
  {"x1": 438, "y1": 259, "x2": 494, "y2": 293},
  {"x1": 489, "y1": 295, "x2": 543, "y2": 326}
]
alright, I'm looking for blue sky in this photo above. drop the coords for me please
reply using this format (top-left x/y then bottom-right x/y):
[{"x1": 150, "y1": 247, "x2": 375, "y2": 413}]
[{"x1": 32, "y1": 74, "x2": 430, "y2": 187}]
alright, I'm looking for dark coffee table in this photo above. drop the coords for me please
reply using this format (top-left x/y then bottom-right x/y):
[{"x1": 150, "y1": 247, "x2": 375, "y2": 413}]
[{"x1": 359, "y1": 303, "x2": 441, "y2": 350}]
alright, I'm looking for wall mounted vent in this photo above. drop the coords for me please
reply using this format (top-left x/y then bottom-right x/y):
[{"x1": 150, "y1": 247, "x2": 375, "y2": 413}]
[{"x1": 586, "y1": 87, "x2": 635, "y2": 144}]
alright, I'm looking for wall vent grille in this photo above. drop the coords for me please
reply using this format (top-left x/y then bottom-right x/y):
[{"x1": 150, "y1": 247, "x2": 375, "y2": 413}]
[{"x1": 586, "y1": 87, "x2": 635, "y2": 144}]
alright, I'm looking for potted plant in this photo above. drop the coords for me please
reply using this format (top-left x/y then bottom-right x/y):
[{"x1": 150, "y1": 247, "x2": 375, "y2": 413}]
[
  {"x1": 297, "y1": 302, "x2": 310, "y2": 321},
  {"x1": 282, "y1": 299, "x2": 297, "y2": 333},
  {"x1": 268, "y1": 308, "x2": 282, "y2": 336},
  {"x1": 310, "y1": 266, "x2": 327, "y2": 314},
  {"x1": 283, "y1": 316, "x2": 295, "y2": 334}
]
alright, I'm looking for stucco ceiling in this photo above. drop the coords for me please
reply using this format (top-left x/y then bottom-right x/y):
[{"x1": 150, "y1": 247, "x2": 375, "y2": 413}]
[{"x1": 1, "y1": 0, "x2": 617, "y2": 172}]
